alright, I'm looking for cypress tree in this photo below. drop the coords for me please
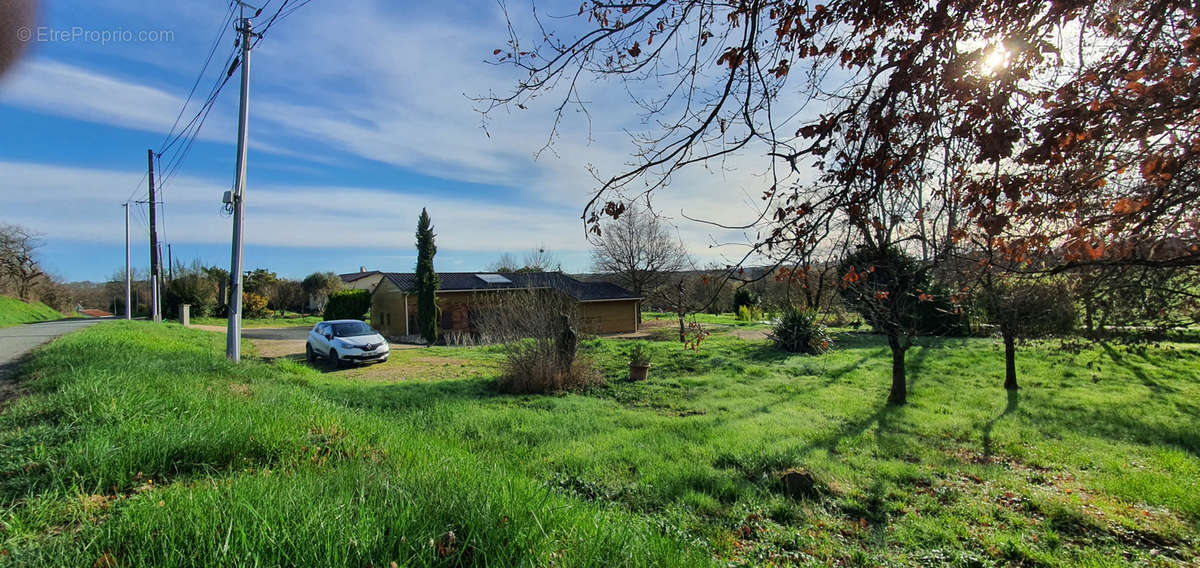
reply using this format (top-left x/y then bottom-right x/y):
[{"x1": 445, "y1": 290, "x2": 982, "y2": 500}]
[{"x1": 415, "y1": 208, "x2": 440, "y2": 345}]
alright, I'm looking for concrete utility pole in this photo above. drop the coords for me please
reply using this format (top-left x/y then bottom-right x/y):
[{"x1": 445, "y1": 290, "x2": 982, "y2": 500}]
[
  {"x1": 226, "y1": 14, "x2": 253, "y2": 362},
  {"x1": 123, "y1": 203, "x2": 131, "y2": 320},
  {"x1": 146, "y1": 149, "x2": 161, "y2": 323}
]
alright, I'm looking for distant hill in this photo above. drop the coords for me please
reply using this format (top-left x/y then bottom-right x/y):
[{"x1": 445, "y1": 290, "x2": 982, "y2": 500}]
[{"x1": 0, "y1": 295, "x2": 64, "y2": 328}]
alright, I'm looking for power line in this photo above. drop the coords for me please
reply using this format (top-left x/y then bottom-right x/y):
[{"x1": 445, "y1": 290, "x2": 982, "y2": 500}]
[
  {"x1": 250, "y1": 0, "x2": 312, "y2": 49},
  {"x1": 158, "y1": 0, "x2": 238, "y2": 154},
  {"x1": 124, "y1": 170, "x2": 149, "y2": 205},
  {"x1": 156, "y1": 44, "x2": 241, "y2": 192},
  {"x1": 158, "y1": 0, "x2": 313, "y2": 192}
]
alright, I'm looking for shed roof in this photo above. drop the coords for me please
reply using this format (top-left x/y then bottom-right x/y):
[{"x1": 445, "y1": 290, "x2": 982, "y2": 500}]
[{"x1": 379, "y1": 272, "x2": 639, "y2": 302}]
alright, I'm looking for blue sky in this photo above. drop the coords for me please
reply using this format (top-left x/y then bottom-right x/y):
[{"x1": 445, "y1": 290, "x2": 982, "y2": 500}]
[{"x1": 1, "y1": 0, "x2": 765, "y2": 282}]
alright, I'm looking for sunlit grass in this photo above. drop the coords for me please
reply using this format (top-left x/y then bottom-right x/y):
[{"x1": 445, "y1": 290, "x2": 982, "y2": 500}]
[
  {"x1": 2, "y1": 318, "x2": 1197, "y2": 565},
  {"x1": 0, "y1": 296, "x2": 63, "y2": 328}
]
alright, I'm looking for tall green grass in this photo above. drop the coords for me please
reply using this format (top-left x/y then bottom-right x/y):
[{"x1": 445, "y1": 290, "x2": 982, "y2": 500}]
[
  {"x1": 314, "y1": 324, "x2": 1200, "y2": 566},
  {"x1": 0, "y1": 322, "x2": 707, "y2": 566},
  {"x1": 0, "y1": 296, "x2": 62, "y2": 328},
  {"x1": 4, "y1": 318, "x2": 1198, "y2": 566}
]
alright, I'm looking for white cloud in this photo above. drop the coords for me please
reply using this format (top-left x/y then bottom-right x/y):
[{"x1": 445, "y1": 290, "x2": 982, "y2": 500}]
[
  {"x1": 0, "y1": 58, "x2": 302, "y2": 158},
  {"x1": 0, "y1": 160, "x2": 592, "y2": 253},
  {"x1": 0, "y1": 59, "x2": 191, "y2": 134},
  {"x1": 0, "y1": 1, "x2": 813, "y2": 273}
]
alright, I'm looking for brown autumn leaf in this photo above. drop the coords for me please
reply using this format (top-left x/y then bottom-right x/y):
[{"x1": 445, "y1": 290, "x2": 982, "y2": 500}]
[{"x1": 93, "y1": 552, "x2": 118, "y2": 568}]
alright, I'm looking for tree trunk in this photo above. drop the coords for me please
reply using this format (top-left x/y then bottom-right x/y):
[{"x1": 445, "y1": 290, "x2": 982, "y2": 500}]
[
  {"x1": 1003, "y1": 331, "x2": 1018, "y2": 390},
  {"x1": 678, "y1": 312, "x2": 686, "y2": 343},
  {"x1": 887, "y1": 333, "x2": 907, "y2": 405}
]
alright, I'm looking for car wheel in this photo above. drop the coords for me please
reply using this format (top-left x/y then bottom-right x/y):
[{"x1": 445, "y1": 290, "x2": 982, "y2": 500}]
[
  {"x1": 328, "y1": 349, "x2": 340, "y2": 369},
  {"x1": 305, "y1": 343, "x2": 315, "y2": 363}
]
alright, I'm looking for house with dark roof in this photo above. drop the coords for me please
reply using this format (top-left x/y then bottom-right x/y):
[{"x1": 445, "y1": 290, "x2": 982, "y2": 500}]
[
  {"x1": 369, "y1": 272, "x2": 641, "y2": 337},
  {"x1": 339, "y1": 269, "x2": 384, "y2": 292}
]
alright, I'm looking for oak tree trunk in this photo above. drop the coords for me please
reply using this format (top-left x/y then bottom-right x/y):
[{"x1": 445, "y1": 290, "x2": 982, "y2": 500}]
[
  {"x1": 1003, "y1": 332, "x2": 1018, "y2": 390},
  {"x1": 887, "y1": 333, "x2": 907, "y2": 405}
]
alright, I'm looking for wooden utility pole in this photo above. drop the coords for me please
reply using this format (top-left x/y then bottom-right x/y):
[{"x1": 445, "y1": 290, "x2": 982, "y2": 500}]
[{"x1": 147, "y1": 149, "x2": 161, "y2": 322}]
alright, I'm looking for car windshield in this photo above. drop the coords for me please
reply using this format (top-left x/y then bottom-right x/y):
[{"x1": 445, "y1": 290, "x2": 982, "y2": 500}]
[{"x1": 331, "y1": 322, "x2": 374, "y2": 337}]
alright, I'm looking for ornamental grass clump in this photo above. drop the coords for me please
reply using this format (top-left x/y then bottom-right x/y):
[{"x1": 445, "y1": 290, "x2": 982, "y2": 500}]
[{"x1": 769, "y1": 307, "x2": 833, "y2": 355}]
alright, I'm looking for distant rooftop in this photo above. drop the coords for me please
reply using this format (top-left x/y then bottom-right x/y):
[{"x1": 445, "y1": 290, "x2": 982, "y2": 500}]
[{"x1": 339, "y1": 270, "x2": 380, "y2": 283}]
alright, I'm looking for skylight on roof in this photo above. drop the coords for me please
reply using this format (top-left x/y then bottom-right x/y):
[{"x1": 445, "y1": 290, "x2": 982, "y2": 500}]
[{"x1": 476, "y1": 274, "x2": 512, "y2": 284}]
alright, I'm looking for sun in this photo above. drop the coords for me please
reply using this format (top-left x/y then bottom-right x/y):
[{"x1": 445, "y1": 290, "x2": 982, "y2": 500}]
[{"x1": 981, "y1": 44, "x2": 1010, "y2": 76}]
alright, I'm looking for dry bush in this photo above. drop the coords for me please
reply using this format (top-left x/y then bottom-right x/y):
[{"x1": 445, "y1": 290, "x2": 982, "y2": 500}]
[
  {"x1": 495, "y1": 339, "x2": 603, "y2": 394},
  {"x1": 475, "y1": 290, "x2": 603, "y2": 394}
]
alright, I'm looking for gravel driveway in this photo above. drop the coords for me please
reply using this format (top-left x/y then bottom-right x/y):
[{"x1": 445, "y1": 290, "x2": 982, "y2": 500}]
[
  {"x1": 191, "y1": 324, "x2": 418, "y2": 360},
  {"x1": 191, "y1": 324, "x2": 311, "y2": 359}
]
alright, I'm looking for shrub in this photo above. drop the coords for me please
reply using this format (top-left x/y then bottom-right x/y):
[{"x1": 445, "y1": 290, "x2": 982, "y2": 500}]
[
  {"x1": 629, "y1": 342, "x2": 650, "y2": 366},
  {"x1": 769, "y1": 307, "x2": 833, "y2": 354},
  {"x1": 242, "y1": 292, "x2": 271, "y2": 319},
  {"x1": 732, "y1": 287, "x2": 760, "y2": 312},
  {"x1": 837, "y1": 246, "x2": 969, "y2": 336},
  {"x1": 736, "y1": 305, "x2": 764, "y2": 322},
  {"x1": 476, "y1": 290, "x2": 602, "y2": 394},
  {"x1": 495, "y1": 338, "x2": 603, "y2": 394},
  {"x1": 984, "y1": 278, "x2": 1078, "y2": 337},
  {"x1": 164, "y1": 273, "x2": 217, "y2": 319},
  {"x1": 913, "y1": 283, "x2": 971, "y2": 336},
  {"x1": 324, "y1": 289, "x2": 370, "y2": 321},
  {"x1": 301, "y1": 271, "x2": 343, "y2": 313}
]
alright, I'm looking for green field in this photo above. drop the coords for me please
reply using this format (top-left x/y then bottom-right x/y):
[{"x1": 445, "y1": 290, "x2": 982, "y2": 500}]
[
  {"x1": 1, "y1": 318, "x2": 1197, "y2": 566},
  {"x1": 0, "y1": 296, "x2": 62, "y2": 328}
]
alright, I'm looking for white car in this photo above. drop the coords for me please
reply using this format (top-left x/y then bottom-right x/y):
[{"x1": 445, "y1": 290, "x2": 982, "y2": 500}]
[{"x1": 306, "y1": 320, "x2": 389, "y2": 368}]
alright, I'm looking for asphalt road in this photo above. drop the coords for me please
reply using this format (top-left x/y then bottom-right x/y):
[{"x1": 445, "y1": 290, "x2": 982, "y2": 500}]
[{"x1": 0, "y1": 318, "x2": 108, "y2": 393}]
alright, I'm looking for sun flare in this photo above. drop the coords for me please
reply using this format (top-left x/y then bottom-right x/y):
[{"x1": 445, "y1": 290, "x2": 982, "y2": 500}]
[{"x1": 981, "y1": 44, "x2": 1010, "y2": 75}]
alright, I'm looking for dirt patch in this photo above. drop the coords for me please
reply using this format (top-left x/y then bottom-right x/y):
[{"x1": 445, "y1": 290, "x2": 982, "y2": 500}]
[
  {"x1": 337, "y1": 355, "x2": 499, "y2": 382},
  {"x1": 732, "y1": 328, "x2": 769, "y2": 341},
  {"x1": 227, "y1": 383, "x2": 252, "y2": 398},
  {"x1": 604, "y1": 318, "x2": 672, "y2": 340}
]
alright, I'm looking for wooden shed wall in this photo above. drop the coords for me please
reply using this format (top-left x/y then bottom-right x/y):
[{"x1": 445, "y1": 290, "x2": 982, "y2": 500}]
[
  {"x1": 578, "y1": 300, "x2": 640, "y2": 334},
  {"x1": 370, "y1": 279, "x2": 408, "y2": 337}
]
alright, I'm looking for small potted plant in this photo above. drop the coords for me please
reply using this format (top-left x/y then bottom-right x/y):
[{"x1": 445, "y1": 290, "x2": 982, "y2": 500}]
[{"x1": 628, "y1": 342, "x2": 651, "y2": 381}]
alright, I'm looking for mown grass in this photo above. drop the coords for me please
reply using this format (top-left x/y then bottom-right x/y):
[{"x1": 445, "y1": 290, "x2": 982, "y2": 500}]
[
  {"x1": 3, "y1": 317, "x2": 1198, "y2": 566},
  {"x1": 0, "y1": 323, "x2": 707, "y2": 566},
  {"x1": 190, "y1": 314, "x2": 323, "y2": 328},
  {"x1": 0, "y1": 296, "x2": 62, "y2": 328}
]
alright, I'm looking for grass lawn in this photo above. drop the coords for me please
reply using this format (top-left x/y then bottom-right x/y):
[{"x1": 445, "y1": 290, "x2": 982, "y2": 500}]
[
  {"x1": 0, "y1": 296, "x2": 62, "y2": 328},
  {"x1": 1, "y1": 317, "x2": 1197, "y2": 566},
  {"x1": 190, "y1": 313, "x2": 323, "y2": 328}
]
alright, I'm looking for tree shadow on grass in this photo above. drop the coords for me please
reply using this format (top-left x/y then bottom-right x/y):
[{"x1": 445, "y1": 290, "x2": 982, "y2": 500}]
[
  {"x1": 983, "y1": 389, "x2": 1020, "y2": 457},
  {"x1": 807, "y1": 402, "x2": 905, "y2": 453},
  {"x1": 1099, "y1": 343, "x2": 1180, "y2": 396},
  {"x1": 1019, "y1": 399, "x2": 1200, "y2": 458}
]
